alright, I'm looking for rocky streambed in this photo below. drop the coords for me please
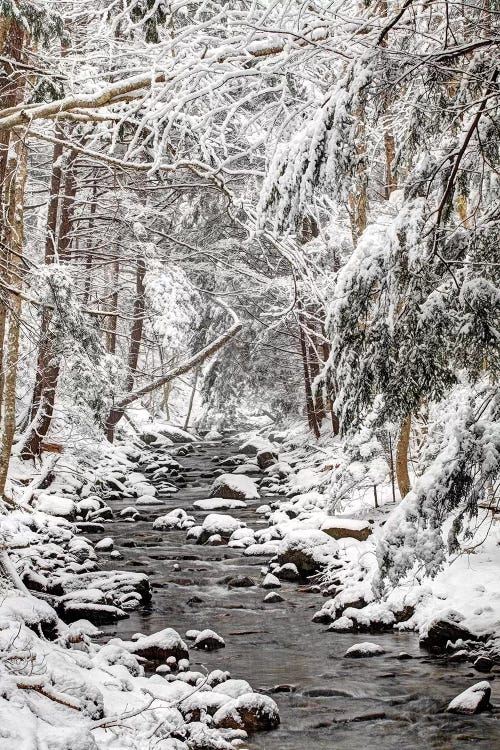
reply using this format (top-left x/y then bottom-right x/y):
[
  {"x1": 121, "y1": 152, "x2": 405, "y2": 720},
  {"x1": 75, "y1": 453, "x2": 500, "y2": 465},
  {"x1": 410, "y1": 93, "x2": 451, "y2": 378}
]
[{"x1": 87, "y1": 439, "x2": 500, "y2": 750}]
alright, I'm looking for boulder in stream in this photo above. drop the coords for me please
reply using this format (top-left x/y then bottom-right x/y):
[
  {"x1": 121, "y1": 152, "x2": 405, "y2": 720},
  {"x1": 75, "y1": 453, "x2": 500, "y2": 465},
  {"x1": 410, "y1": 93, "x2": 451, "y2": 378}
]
[
  {"x1": 275, "y1": 530, "x2": 339, "y2": 578},
  {"x1": 447, "y1": 681, "x2": 491, "y2": 714},
  {"x1": 209, "y1": 473, "x2": 259, "y2": 500},
  {"x1": 193, "y1": 629, "x2": 225, "y2": 651},
  {"x1": 419, "y1": 611, "x2": 480, "y2": 653},
  {"x1": 261, "y1": 573, "x2": 281, "y2": 589},
  {"x1": 126, "y1": 627, "x2": 189, "y2": 663},
  {"x1": 344, "y1": 641, "x2": 386, "y2": 658}
]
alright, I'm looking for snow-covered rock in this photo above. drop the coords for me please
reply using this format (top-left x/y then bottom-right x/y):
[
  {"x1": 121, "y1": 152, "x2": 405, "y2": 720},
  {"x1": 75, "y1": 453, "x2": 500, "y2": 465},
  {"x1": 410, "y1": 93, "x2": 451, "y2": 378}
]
[
  {"x1": 125, "y1": 627, "x2": 189, "y2": 663},
  {"x1": 193, "y1": 629, "x2": 225, "y2": 651},
  {"x1": 213, "y1": 693, "x2": 280, "y2": 731},
  {"x1": 447, "y1": 681, "x2": 491, "y2": 714},
  {"x1": 344, "y1": 642, "x2": 386, "y2": 658},
  {"x1": 197, "y1": 513, "x2": 245, "y2": 544},
  {"x1": 94, "y1": 536, "x2": 113, "y2": 551},
  {"x1": 209, "y1": 473, "x2": 259, "y2": 500},
  {"x1": 321, "y1": 516, "x2": 372, "y2": 541},
  {"x1": 275, "y1": 530, "x2": 339, "y2": 577},
  {"x1": 261, "y1": 573, "x2": 281, "y2": 589},
  {"x1": 153, "y1": 508, "x2": 195, "y2": 530}
]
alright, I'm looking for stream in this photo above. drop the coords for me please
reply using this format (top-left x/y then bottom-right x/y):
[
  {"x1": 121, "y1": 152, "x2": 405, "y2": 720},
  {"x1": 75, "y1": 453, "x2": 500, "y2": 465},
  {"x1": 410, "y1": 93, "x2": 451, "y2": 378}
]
[{"x1": 88, "y1": 439, "x2": 500, "y2": 750}]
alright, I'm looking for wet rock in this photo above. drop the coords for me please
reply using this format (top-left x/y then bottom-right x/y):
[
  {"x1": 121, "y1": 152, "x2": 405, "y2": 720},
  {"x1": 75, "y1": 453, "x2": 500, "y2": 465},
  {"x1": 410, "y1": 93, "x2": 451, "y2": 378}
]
[
  {"x1": 474, "y1": 655, "x2": 494, "y2": 673},
  {"x1": 213, "y1": 693, "x2": 280, "y2": 732},
  {"x1": 227, "y1": 576, "x2": 255, "y2": 588},
  {"x1": 206, "y1": 533, "x2": 224, "y2": 546},
  {"x1": 121, "y1": 540, "x2": 136, "y2": 548},
  {"x1": 193, "y1": 629, "x2": 225, "y2": 651},
  {"x1": 419, "y1": 612, "x2": 479, "y2": 654},
  {"x1": 447, "y1": 681, "x2": 491, "y2": 714},
  {"x1": 75, "y1": 522, "x2": 105, "y2": 534},
  {"x1": 344, "y1": 642, "x2": 386, "y2": 658},
  {"x1": 396, "y1": 652, "x2": 413, "y2": 660},
  {"x1": 321, "y1": 517, "x2": 372, "y2": 542},
  {"x1": 448, "y1": 649, "x2": 470, "y2": 662},
  {"x1": 271, "y1": 684, "x2": 297, "y2": 693},
  {"x1": 263, "y1": 592, "x2": 284, "y2": 603}
]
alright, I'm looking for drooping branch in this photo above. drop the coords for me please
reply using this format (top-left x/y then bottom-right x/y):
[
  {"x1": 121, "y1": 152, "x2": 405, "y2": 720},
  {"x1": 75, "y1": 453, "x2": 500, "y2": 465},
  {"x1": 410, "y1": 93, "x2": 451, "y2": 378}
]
[{"x1": 105, "y1": 300, "x2": 241, "y2": 440}]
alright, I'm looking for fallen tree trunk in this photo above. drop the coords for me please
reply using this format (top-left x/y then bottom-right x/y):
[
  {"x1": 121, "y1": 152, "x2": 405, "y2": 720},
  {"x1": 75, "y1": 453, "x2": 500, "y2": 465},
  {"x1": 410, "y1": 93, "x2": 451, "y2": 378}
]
[{"x1": 105, "y1": 300, "x2": 241, "y2": 441}]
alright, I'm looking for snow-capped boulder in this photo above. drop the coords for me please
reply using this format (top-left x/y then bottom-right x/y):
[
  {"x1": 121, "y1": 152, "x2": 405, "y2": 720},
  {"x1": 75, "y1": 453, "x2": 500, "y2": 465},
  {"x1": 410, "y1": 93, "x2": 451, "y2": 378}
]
[
  {"x1": 209, "y1": 473, "x2": 259, "y2": 500},
  {"x1": 321, "y1": 517, "x2": 372, "y2": 542},
  {"x1": 213, "y1": 693, "x2": 280, "y2": 732},
  {"x1": 327, "y1": 616, "x2": 354, "y2": 632},
  {"x1": 261, "y1": 573, "x2": 281, "y2": 589},
  {"x1": 344, "y1": 642, "x2": 386, "y2": 658},
  {"x1": 197, "y1": 514, "x2": 245, "y2": 544},
  {"x1": 95, "y1": 537, "x2": 113, "y2": 551},
  {"x1": 153, "y1": 508, "x2": 195, "y2": 530},
  {"x1": 419, "y1": 611, "x2": 479, "y2": 653},
  {"x1": 274, "y1": 563, "x2": 299, "y2": 581},
  {"x1": 126, "y1": 628, "x2": 189, "y2": 663},
  {"x1": 447, "y1": 681, "x2": 491, "y2": 714},
  {"x1": 473, "y1": 656, "x2": 494, "y2": 673},
  {"x1": 264, "y1": 592, "x2": 284, "y2": 604},
  {"x1": 193, "y1": 629, "x2": 225, "y2": 651},
  {"x1": 275, "y1": 530, "x2": 339, "y2": 577},
  {"x1": 239, "y1": 437, "x2": 276, "y2": 456}
]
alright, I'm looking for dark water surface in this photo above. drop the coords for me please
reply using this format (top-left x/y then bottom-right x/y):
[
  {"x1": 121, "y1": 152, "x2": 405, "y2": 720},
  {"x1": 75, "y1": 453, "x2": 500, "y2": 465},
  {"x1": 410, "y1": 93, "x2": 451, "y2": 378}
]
[{"x1": 91, "y1": 441, "x2": 500, "y2": 750}]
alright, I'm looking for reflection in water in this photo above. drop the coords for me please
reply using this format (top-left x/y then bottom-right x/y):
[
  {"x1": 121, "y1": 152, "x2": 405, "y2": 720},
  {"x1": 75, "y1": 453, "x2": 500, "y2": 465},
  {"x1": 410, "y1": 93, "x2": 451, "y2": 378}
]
[{"x1": 94, "y1": 443, "x2": 499, "y2": 750}]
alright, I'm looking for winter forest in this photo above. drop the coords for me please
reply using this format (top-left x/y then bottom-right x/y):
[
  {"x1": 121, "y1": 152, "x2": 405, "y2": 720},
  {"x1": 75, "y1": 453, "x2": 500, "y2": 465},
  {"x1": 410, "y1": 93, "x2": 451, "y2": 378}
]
[{"x1": 0, "y1": 1, "x2": 498, "y2": 748}]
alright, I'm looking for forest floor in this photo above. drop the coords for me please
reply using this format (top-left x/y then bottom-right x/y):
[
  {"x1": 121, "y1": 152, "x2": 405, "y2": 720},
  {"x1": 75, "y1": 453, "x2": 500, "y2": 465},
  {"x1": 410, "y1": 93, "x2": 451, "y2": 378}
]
[{"x1": 1, "y1": 422, "x2": 499, "y2": 749}]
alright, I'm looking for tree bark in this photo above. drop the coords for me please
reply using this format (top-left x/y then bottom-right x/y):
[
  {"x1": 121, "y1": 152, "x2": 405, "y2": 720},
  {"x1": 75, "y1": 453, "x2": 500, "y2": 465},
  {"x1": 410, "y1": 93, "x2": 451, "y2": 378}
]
[
  {"x1": 396, "y1": 414, "x2": 412, "y2": 499},
  {"x1": 21, "y1": 142, "x2": 77, "y2": 460},
  {"x1": 298, "y1": 304, "x2": 320, "y2": 439},
  {"x1": 0, "y1": 130, "x2": 28, "y2": 495}
]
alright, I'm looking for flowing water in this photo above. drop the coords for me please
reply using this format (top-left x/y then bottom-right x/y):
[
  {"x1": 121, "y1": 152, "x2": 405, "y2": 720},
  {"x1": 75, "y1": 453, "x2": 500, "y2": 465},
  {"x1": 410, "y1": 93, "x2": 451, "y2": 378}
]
[{"x1": 90, "y1": 440, "x2": 500, "y2": 750}]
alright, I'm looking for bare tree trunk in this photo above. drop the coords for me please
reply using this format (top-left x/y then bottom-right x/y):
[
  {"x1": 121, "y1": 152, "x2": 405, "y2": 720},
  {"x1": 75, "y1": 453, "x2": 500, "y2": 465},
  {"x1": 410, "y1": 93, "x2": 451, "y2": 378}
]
[
  {"x1": 106, "y1": 257, "x2": 145, "y2": 442},
  {"x1": 396, "y1": 414, "x2": 412, "y2": 499},
  {"x1": 0, "y1": 131, "x2": 28, "y2": 495},
  {"x1": 184, "y1": 367, "x2": 199, "y2": 431},
  {"x1": 21, "y1": 145, "x2": 77, "y2": 460},
  {"x1": 298, "y1": 304, "x2": 320, "y2": 439},
  {"x1": 107, "y1": 257, "x2": 119, "y2": 354}
]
